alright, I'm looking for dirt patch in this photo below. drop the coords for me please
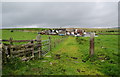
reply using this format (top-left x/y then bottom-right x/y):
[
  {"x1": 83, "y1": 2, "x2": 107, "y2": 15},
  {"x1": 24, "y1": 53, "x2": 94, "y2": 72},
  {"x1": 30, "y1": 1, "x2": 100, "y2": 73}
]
[
  {"x1": 77, "y1": 69, "x2": 81, "y2": 73},
  {"x1": 54, "y1": 54, "x2": 61, "y2": 59},
  {"x1": 71, "y1": 57, "x2": 78, "y2": 59},
  {"x1": 81, "y1": 70, "x2": 85, "y2": 72},
  {"x1": 82, "y1": 60, "x2": 86, "y2": 63}
]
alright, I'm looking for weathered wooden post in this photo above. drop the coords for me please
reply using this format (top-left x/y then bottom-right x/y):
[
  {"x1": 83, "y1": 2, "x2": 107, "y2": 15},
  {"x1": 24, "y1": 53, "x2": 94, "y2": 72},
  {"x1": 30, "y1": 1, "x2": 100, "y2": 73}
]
[
  {"x1": 49, "y1": 36, "x2": 51, "y2": 51},
  {"x1": 31, "y1": 40, "x2": 34, "y2": 59},
  {"x1": 89, "y1": 33, "x2": 95, "y2": 57},
  {"x1": 2, "y1": 44, "x2": 7, "y2": 63},
  {"x1": 24, "y1": 47, "x2": 26, "y2": 57},
  {"x1": 9, "y1": 38, "x2": 13, "y2": 45},
  {"x1": 36, "y1": 34, "x2": 42, "y2": 58},
  {"x1": 8, "y1": 37, "x2": 13, "y2": 57}
]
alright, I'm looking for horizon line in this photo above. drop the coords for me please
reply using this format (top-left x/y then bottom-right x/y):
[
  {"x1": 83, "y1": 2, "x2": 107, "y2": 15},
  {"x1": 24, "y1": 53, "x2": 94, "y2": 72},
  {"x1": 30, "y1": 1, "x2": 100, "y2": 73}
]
[{"x1": 1, "y1": 26, "x2": 119, "y2": 29}]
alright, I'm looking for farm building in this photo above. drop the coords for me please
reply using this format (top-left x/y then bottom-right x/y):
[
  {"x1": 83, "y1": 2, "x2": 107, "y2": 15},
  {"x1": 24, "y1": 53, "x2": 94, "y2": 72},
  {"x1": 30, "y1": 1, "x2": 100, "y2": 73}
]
[
  {"x1": 66, "y1": 28, "x2": 75, "y2": 35},
  {"x1": 48, "y1": 29, "x2": 57, "y2": 35},
  {"x1": 38, "y1": 28, "x2": 97, "y2": 37},
  {"x1": 57, "y1": 28, "x2": 66, "y2": 36},
  {"x1": 40, "y1": 29, "x2": 57, "y2": 35},
  {"x1": 39, "y1": 30, "x2": 49, "y2": 35},
  {"x1": 66, "y1": 28, "x2": 85, "y2": 36},
  {"x1": 83, "y1": 32, "x2": 98, "y2": 37},
  {"x1": 42, "y1": 28, "x2": 66, "y2": 35},
  {"x1": 74, "y1": 29, "x2": 85, "y2": 36}
]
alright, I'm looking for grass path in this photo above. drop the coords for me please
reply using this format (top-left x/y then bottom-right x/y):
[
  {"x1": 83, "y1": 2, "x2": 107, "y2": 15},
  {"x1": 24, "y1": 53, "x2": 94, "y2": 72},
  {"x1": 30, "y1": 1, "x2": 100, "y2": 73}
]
[
  {"x1": 3, "y1": 36, "x2": 105, "y2": 75},
  {"x1": 43, "y1": 36, "x2": 104, "y2": 75}
]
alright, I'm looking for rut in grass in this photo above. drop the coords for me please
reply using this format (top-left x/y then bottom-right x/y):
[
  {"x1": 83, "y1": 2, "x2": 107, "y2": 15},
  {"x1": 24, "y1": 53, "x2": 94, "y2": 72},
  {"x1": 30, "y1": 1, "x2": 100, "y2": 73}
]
[{"x1": 47, "y1": 36, "x2": 104, "y2": 75}]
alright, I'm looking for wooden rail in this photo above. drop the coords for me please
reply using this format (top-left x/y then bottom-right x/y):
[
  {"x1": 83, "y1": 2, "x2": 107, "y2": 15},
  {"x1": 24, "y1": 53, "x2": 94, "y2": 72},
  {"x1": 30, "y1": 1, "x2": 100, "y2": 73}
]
[{"x1": 0, "y1": 39, "x2": 34, "y2": 42}]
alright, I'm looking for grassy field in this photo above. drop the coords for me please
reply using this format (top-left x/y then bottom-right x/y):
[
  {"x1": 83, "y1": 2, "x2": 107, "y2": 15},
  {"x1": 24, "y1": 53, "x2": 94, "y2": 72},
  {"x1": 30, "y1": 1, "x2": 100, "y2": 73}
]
[
  {"x1": 1, "y1": 29, "x2": 119, "y2": 76},
  {"x1": 76, "y1": 35, "x2": 119, "y2": 76},
  {"x1": 79, "y1": 28, "x2": 119, "y2": 33},
  {"x1": 1, "y1": 30, "x2": 63, "y2": 45},
  {"x1": 2, "y1": 28, "x2": 48, "y2": 31}
]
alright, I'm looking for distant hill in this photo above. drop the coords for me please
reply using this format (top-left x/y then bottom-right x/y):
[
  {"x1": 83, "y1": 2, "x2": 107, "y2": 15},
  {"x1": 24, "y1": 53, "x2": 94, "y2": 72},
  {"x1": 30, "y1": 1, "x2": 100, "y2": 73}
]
[
  {"x1": 111, "y1": 27, "x2": 120, "y2": 29},
  {"x1": 1, "y1": 28, "x2": 49, "y2": 31}
]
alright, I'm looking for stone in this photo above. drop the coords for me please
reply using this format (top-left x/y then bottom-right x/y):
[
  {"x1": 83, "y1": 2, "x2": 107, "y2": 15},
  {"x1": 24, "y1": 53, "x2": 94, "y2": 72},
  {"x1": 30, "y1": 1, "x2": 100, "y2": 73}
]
[
  {"x1": 42, "y1": 60, "x2": 47, "y2": 62},
  {"x1": 45, "y1": 55, "x2": 51, "y2": 57}
]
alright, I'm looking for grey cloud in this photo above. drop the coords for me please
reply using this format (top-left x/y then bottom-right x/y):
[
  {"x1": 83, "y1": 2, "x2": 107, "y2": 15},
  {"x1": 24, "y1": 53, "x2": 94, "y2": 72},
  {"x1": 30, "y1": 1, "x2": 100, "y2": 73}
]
[
  {"x1": 0, "y1": 2, "x2": 2, "y2": 28},
  {"x1": 118, "y1": 1, "x2": 120, "y2": 26},
  {"x1": 2, "y1": 2, "x2": 118, "y2": 28}
]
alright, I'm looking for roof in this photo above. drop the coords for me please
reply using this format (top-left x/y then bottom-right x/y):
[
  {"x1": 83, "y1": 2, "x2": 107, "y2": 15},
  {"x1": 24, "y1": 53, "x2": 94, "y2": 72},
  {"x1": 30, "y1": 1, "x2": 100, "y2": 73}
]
[{"x1": 66, "y1": 28, "x2": 75, "y2": 31}]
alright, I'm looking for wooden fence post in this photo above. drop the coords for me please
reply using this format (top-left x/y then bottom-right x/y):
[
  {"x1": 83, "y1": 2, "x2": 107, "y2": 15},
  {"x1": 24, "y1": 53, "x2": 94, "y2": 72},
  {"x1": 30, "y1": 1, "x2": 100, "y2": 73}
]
[
  {"x1": 9, "y1": 37, "x2": 13, "y2": 45},
  {"x1": 36, "y1": 34, "x2": 42, "y2": 58},
  {"x1": 8, "y1": 37, "x2": 13, "y2": 57},
  {"x1": 49, "y1": 36, "x2": 51, "y2": 51},
  {"x1": 89, "y1": 33, "x2": 95, "y2": 57},
  {"x1": 31, "y1": 40, "x2": 34, "y2": 59},
  {"x1": 2, "y1": 44, "x2": 7, "y2": 63}
]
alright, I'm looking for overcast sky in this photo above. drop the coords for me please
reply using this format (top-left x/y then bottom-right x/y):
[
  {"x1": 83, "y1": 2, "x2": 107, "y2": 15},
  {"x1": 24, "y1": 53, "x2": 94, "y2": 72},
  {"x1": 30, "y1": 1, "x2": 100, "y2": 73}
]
[{"x1": 1, "y1": 2, "x2": 118, "y2": 28}]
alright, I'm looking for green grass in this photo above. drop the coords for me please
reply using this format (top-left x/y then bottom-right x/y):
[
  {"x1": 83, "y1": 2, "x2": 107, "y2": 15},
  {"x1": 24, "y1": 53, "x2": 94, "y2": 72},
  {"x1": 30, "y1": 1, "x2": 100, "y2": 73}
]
[
  {"x1": 79, "y1": 28, "x2": 119, "y2": 33},
  {"x1": 2, "y1": 29, "x2": 119, "y2": 76},
  {"x1": 2, "y1": 30, "x2": 38, "y2": 40},
  {"x1": 76, "y1": 35, "x2": 119, "y2": 76},
  {"x1": 1, "y1": 30, "x2": 63, "y2": 45}
]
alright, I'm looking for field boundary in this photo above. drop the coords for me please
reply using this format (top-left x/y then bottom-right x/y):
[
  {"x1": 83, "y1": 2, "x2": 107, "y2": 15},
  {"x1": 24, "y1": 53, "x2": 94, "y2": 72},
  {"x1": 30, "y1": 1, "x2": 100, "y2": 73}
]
[
  {"x1": 96, "y1": 33, "x2": 120, "y2": 35},
  {"x1": 1, "y1": 34, "x2": 67, "y2": 63}
]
